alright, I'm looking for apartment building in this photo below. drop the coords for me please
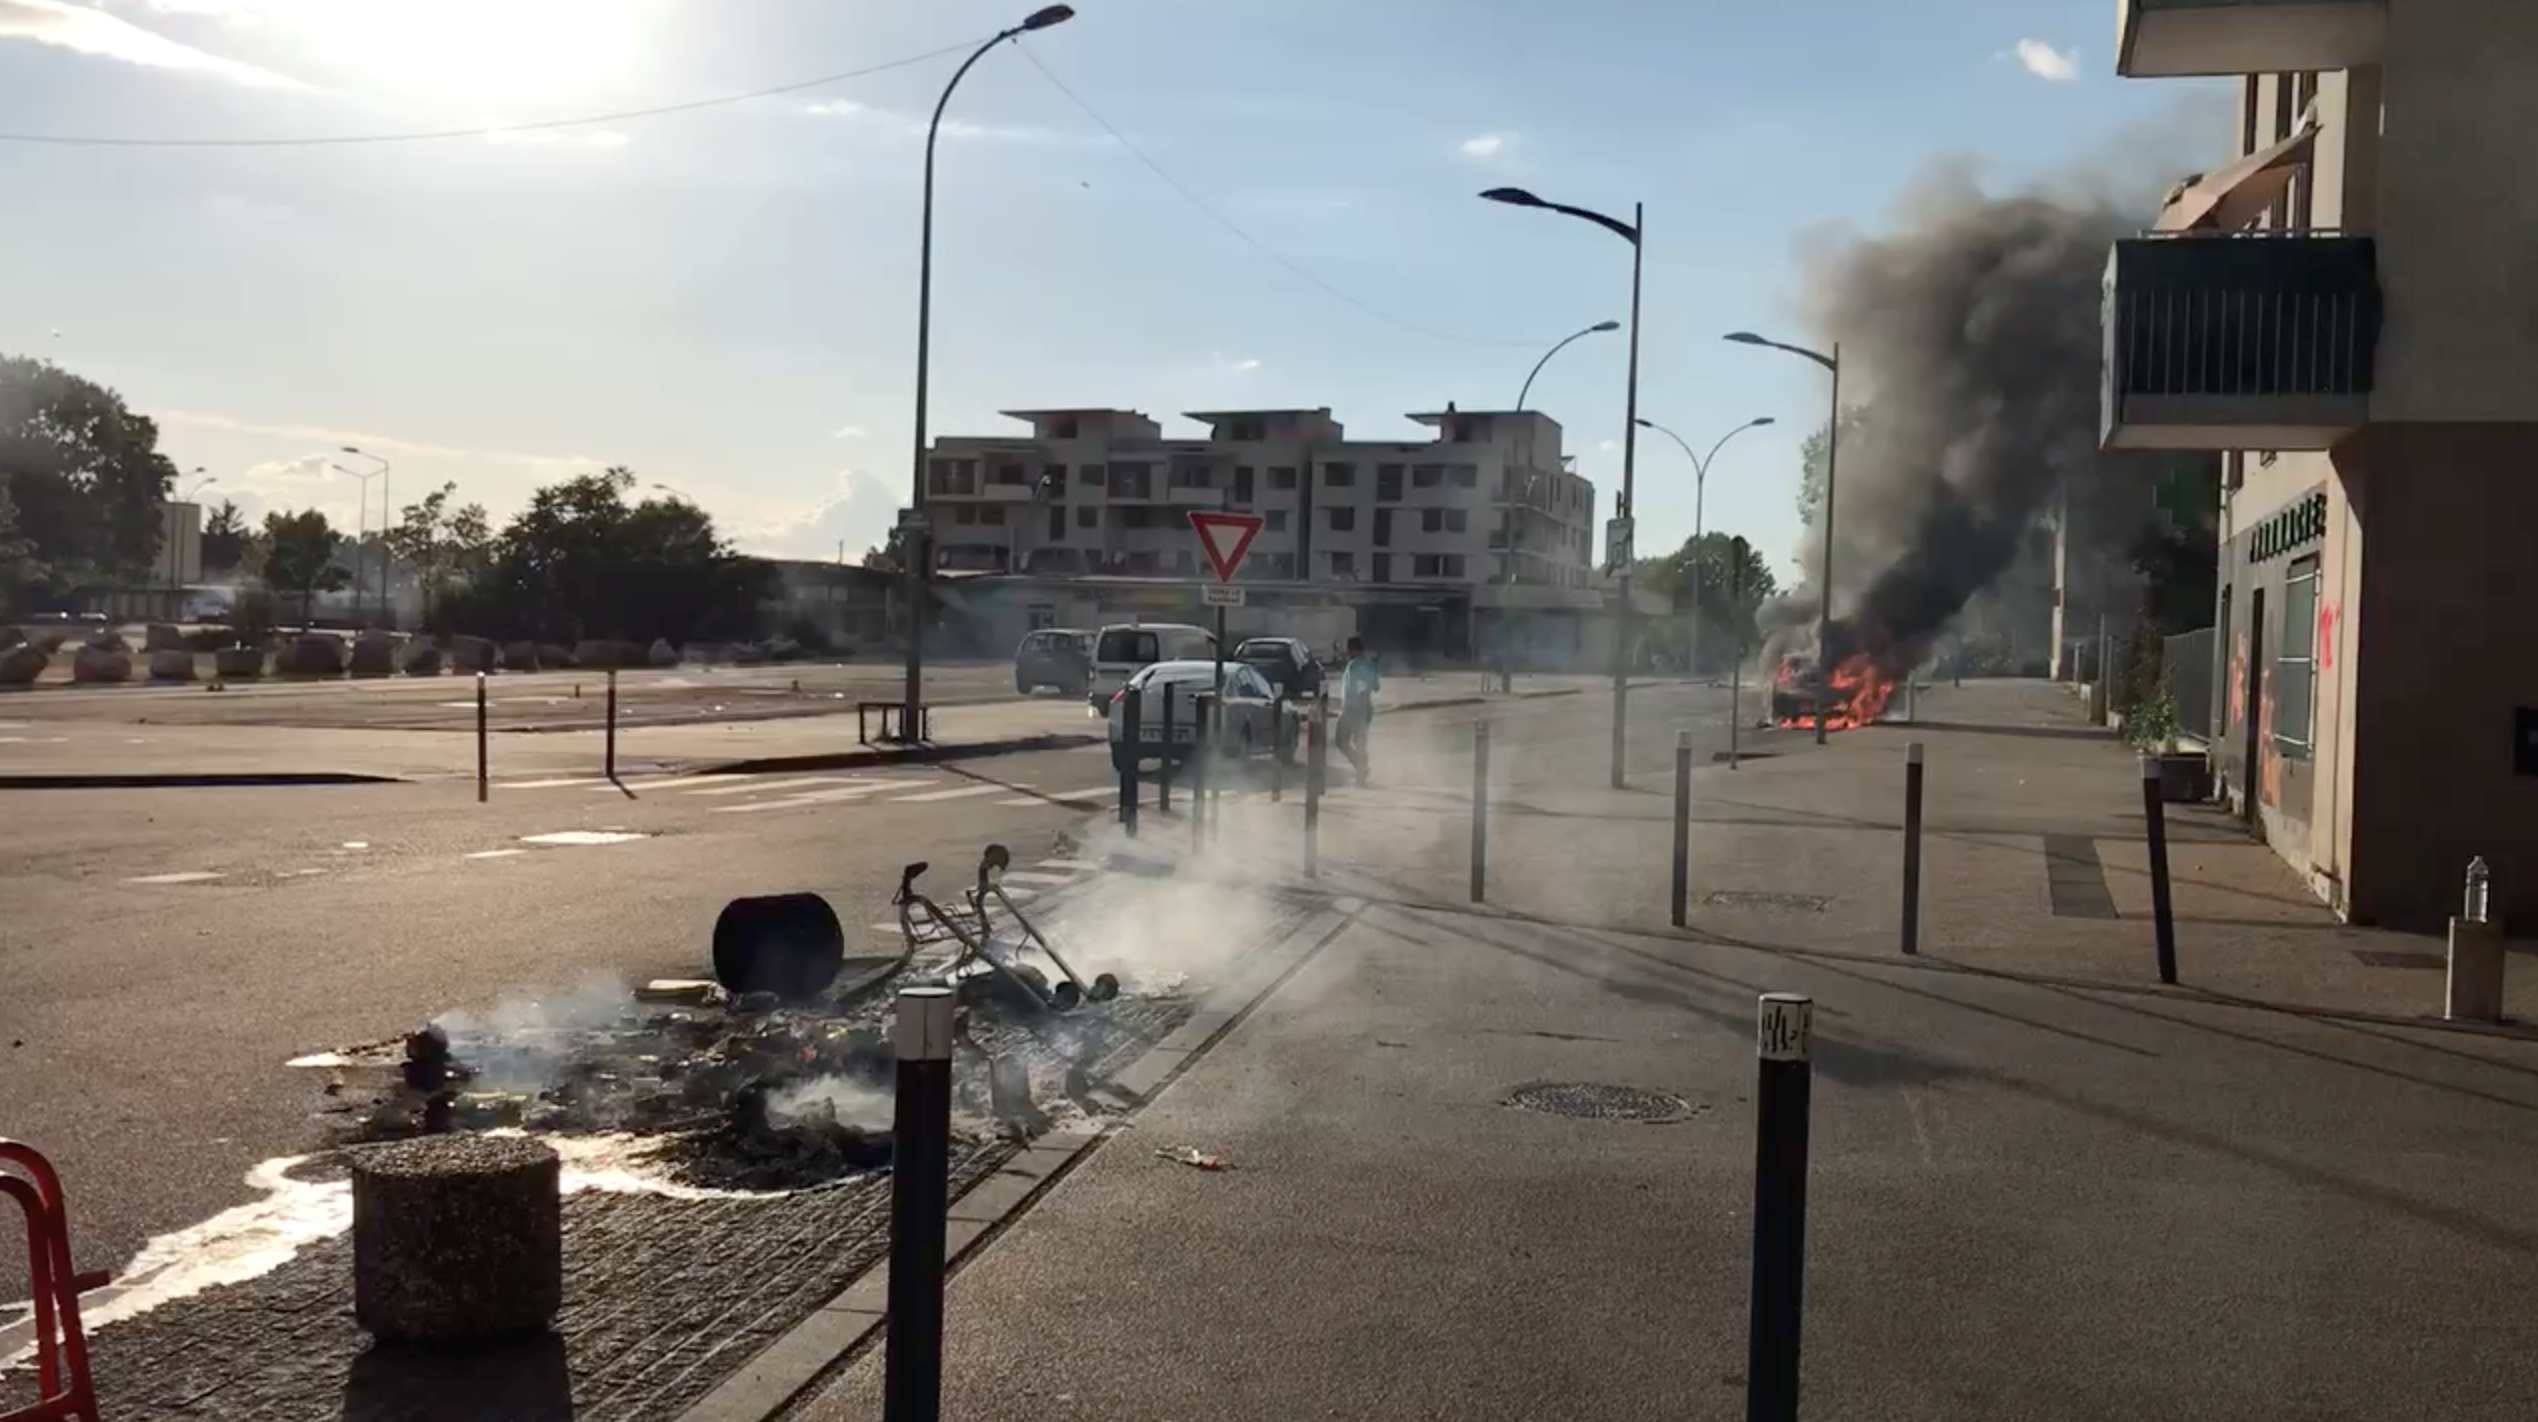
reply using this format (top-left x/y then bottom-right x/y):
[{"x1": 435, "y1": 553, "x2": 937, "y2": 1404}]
[
  {"x1": 2101, "y1": 0, "x2": 2538, "y2": 929},
  {"x1": 918, "y1": 405, "x2": 1597, "y2": 591}
]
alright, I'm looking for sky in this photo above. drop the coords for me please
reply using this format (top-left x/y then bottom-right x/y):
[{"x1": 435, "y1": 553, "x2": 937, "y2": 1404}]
[{"x1": 0, "y1": 0, "x2": 2224, "y2": 578}]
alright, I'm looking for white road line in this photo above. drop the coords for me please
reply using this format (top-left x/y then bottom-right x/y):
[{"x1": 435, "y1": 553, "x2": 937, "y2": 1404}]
[
  {"x1": 520, "y1": 830, "x2": 649, "y2": 846},
  {"x1": 591, "y1": 776, "x2": 720, "y2": 793},
  {"x1": 888, "y1": 784, "x2": 1010, "y2": 805},
  {"x1": 684, "y1": 776, "x2": 860, "y2": 798},
  {"x1": 127, "y1": 871, "x2": 222, "y2": 884},
  {"x1": 711, "y1": 782, "x2": 921, "y2": 814},
  {"x1": 465, "y1": 849, "x2": 527, "y2": 860}
]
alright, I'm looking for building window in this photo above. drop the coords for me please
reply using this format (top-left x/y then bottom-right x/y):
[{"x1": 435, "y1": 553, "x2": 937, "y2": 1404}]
[
  {"x1": 994, "y1": 462, "x2": 1028, "y2": 485},
  {"x1": 1076, "y1": 505, "x2": 1098, "y2": 528},
  {"x1": 1268, "y1": 466, "x2": 1298, "y2": 490},
  {"x1": 1445, "y1": 508, "x2": 1469, "y2": 533},
  {"x1": 979, "y1": 504, "x2": 1005, "y2": 525},
  {"x1": 1266, "y1": 509, "x2": 1288, "y2": 532},
  {"x1": 2276, "y1": 553, "x2": 2320, "y2": 757},
  {"x1": 1412, "y1": 464, "x2": 1444, "y2": 488},
  {"x1": 1110, "y1": 463, "x2": 1154, "y2": 499},
  {"x1": 1442, "y1": 554, "x2": 1465, "y2": 578},
  {"x1": 1047, "y1": 505, "x2": 1065, "y2": 541},
  {"x1": 1171, "y1": 462, "x2": 1213, "y2": 489},
  {"x1": 1372, "y1": 553, "x2": 1392, "y2": 583},
  {"x1": 1327, "y1": 506, "x2": 1357, "y2": 532},
  {"x1": 1175, "y1": 549, "x2": 1194, "y2": 573},
  {"x1": 1421, "y1": 508, "x2": 1443, "y2": 534},
  {"x1": 1079, "y1": 464, "x2": 1105, "y2": 487},
  {"x1": 1450, "y1": 465, "x2": 1478, "y2": 489},
  {"x1": 1376, "y1": 465, "x2": 1405, "y2": 502},
  {"x1": 1228, "y1": 418, "x2": 1265, "y2": 442},
  {"x1": 1329, "y1": 551, "x2": 1356, "y2": 579},
  {"x1": 1324, "y1": 462, "x2": 1356, "y2": 487},
  {"x1": 955, "y1": 505, "x2": 979, "y2": 525},
  {"x1": 1233, "y1": 466, "x2": 1255, "y2": 504}
]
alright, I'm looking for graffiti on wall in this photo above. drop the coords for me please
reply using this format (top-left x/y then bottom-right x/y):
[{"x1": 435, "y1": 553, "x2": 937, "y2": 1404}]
[{"x1": 2229, "y1": 629, "x2": 2248, "y2": 728}]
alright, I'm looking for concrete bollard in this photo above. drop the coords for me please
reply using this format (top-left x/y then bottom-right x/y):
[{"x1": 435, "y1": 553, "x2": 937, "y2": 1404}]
[
  {"x1": 1671, "y1": 730, "x2": 1692, "y2": 928},
  {"x1": 1901, "y1": 742, "x2": 1925, "y2": 956},
  {"x1": 2446, "y1": 857, "x2": 2505, "y2": 1022},
  {"x1": 884, "y1": 987, "x2": 956, "y2": 1422},
  {"x1": 2140, "y1": 754, "x2": 2178, "y2": 984},
  {"x1": 1470, "y1": 721, "x2": 1490, "y2": 904},
  {"x1": 1747, "y1": 993, "x2": 1814, "y2": 1422},
  {"x1": 1304, "y1": 694, "x2": 1326, "y2": 878}
]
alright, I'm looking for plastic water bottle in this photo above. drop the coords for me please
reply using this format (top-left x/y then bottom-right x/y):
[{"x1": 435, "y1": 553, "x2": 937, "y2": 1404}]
[{"x1": 2465, "y1": 856, "x2": 2492, "y2": 925}]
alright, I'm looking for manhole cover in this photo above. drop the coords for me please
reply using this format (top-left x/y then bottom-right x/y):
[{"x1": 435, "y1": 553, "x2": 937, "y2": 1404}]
[
  {"x1": 1702, "y1": 890, "x2": 1832, "y2": 913},
  {"x1": 1507, "y1": 1081, "x2": 1690, "y2": 1123}
]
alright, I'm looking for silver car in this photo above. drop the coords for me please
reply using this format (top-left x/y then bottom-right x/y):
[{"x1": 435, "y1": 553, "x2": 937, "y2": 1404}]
[{"x1": 1104, "y1": 659, "x2": 1299, "y2": 775}]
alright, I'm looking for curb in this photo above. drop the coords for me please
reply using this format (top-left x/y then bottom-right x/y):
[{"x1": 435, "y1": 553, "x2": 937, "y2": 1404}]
[
  {"x1": 696, "y1": 732, "x2": 1103, "y2": 777},
  {"x1": 671, "y1": 895, "x2": 1361, "y2": 1422},
  {"x1": 0, "y1": 771, "x2": 405, "y2": 790}
]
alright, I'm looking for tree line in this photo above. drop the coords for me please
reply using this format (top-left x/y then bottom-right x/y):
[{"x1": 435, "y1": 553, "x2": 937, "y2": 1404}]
[{"x1": 3, "y1": 356, "x2": 769, "y2": 646}]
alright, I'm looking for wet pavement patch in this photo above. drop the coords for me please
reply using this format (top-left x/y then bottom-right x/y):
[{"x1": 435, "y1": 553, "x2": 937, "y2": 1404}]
[{"x1": 1506, "y1": 1081, "x2": 1695, "y2": 1123}]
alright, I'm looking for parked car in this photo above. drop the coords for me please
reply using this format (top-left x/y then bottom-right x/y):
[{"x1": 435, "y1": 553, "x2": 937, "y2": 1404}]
[
  {"x1": 1771, "y1": 654, "x2": 1825, "y2": 722},
  {"x1": 1087, "y1": 622, "x2": 1217, "y2": 710},
  {"x1": 1105, "y1": 659, "x2": 1300, "y2": 774},
  {"x1": 1012, "y1": 627, "x2": 1092, "y2": 696},
  {"x1": 1233, "y1": 636, "x2": 1323, "y2": 699}
]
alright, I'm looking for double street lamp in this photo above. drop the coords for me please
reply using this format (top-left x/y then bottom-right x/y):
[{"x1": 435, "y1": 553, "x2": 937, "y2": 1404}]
[
  {"x1": 901, "y1": 3, "x2": 1076, "y2": 740},
  {"x1": 339, "y1": 445, "x2": 391, "y2": 627},
  {"x1": 1515, "y1": 319, "x2": 1620, "y2": 412},
  {"x1": 1633, "y1": 415, "x2": 1773, "y2": 676},
  {"x1": 1723, "y1": 331, "x2": 1841, "y2": 745},
  {"x1": 1481, "y1": 186, "x2": 1643, "y2": 790}
]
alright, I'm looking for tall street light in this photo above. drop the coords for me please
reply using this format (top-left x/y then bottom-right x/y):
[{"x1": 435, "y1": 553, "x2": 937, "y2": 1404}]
[
  {"x1": 1482, "y1": 186, "x2": 1643, "y2": 790},
  {"x1": 330, "y1": 459, "x2": 383, "y2": 626},
  {"x1": 1634, "y1": 415, "x2": 1773, "y2": 677},
  {"x1": 1515, "y1": 319, "x2": 1620, "y2": 412},
  {"x1": 1724, "y1": 331, "x2": 1840, "y2": 744},
  {"x1": 172, "y1": 468, "x2": 215, "y2": 595},
  {"x1": 902, "y1": 3, "x2": 1076, "y2": 741},
  {"x1": 341, "y1": 445, "x2": 391, "y2": 626}
]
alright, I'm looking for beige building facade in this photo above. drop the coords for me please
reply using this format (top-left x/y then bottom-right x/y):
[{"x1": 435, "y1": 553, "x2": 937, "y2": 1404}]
[{"x1": 2104, "y1": 1, "x2": 2538, "y2": 929}]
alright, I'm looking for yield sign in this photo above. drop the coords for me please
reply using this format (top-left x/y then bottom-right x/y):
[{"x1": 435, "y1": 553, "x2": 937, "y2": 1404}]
[{"x1": 1187, "y1": 510, "x2": 1264, "y2": 583}]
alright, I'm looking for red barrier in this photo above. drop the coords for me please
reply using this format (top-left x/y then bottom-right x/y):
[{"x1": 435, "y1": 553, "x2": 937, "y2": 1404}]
[{"x1": 1, "y1": 1141, "x2": 106, "y2": 1422}]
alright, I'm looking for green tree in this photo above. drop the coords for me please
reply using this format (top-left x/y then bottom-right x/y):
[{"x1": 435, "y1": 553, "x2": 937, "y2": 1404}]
[
  {"x1": 862, "y1": 525, "x2": 909, "y2": 573},
  {"x1": 0, "y1": 354, "x2": 179, "y2": 595},
  {"x1": 0, "y1": 473, "x2": 37, "y2": 611},
  {"x1": 476, "y1": 467, "x2": 767, "y2": 644},
  {"x1": 201, "y1": 499, "x2": 249, "y2": 577},
  {"x1": 384, "y1": 481, "x2": 497, "y2": 628},
  {"x1": 1635, "y1": 531, "x2": 1778, "y2": 673},
  {"x1": 261, "y1": 508, "x2": 350, "y2": 625},
  {"x1": 1795, "y1": 405, "x2": 1871, "y2": 531}
]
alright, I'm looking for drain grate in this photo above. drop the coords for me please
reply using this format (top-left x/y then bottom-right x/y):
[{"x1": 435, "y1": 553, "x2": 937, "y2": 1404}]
[
  {"x1": 1701, "y1": 889, "x2": 1831, "y2": 913},
  {"x1": 2351, "y1": 949, "x2": 2446, "y2": 970},
  {"x1": 1507, "y1": 1081, "x2": 1692, "y2": 1123}
]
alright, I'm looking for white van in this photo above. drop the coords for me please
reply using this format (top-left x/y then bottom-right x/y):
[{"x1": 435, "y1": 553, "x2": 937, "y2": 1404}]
[{"x1": 1087, "y1": 622, "x2": 1217, "y2": 710}]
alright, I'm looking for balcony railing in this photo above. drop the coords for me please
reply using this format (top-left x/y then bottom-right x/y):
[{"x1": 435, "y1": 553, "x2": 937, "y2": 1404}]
[{"x1": 2101, "y1": 231, "x2": 2378, "y2": 452}]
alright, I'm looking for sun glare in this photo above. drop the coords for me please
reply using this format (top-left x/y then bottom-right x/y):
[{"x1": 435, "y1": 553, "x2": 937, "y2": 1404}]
[{"x1": 287, "y1": 0, "x2": 650, "y2": 101}]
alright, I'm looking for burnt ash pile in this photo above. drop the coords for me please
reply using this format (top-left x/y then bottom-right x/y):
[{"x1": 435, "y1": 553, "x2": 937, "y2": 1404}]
[{"x1": 308, "y1": 984, "x2": 1186, "y2": 1193}]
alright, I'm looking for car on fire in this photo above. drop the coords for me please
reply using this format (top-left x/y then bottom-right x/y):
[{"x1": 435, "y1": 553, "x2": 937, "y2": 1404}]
[{"x1": 1771, "y1": 655, "x2": 1827, "y2": 723}]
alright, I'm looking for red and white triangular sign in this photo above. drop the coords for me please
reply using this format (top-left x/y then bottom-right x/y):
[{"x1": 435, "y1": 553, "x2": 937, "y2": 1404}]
[{"x1": 1187, "y1": 510, "x2": 1265, "y2": 583}]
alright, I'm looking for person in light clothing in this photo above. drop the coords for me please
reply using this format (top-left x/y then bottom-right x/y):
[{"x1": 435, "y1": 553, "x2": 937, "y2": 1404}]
[{"x1": 1334, "y1": 636, "x2": 1380, "y2": 785}]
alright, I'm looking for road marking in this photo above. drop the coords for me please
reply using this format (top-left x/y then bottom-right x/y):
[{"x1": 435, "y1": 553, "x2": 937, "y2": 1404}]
[
  {"x1": 519, "y1": 830, "x2": 650, "y2": 846},
  {"x1": 340, "y1": 841, "x2": 369, "y2": 850},
  {"x1": 684, "y1": 776, "x2": 859, "y2": 797},
  {"x1": 888, "y1": 784, "x2": 1010, "y2": 804},
  {"x1": 127, "y1": 871, "x2": 222, "y2": 884},
  {"x1": 465, "y1": 849, "x2": 527, "y2": 860},
  {"x1": 592, "y1": 775, "x2": 719, "y2": 793},
  {"x1": 711, "y1": 781, "x2": 920, "y2": 814}
]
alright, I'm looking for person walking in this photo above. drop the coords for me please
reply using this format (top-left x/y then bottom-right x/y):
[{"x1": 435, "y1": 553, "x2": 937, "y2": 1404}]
[{"x1": 1335, "y1": 635, "x2": 1380, "y2": 785}]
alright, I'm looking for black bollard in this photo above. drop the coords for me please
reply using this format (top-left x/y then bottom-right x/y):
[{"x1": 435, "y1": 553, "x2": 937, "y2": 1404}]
[
  {"x1": 1671, "y1": 729, "x2": 1692, "y2": 928},
  {"x1": 1189, "y1": 693, "x2": 1210, "y2": 855},
  {"x1": 1470, "y1": 721, "x2": 1490, "y2": 904},
  {"x1": 475, "y1": 671, "x2": 488, "y2": 803},
  {"x1": 1901, "y1": 742, "x2": 1924, "y2": 957},
  {"x1": 2142, "y1": 754, "x2": 2178, "y2": 984},
  {"x1": 1119, "y1": 688, "x2": 1142, "y2": 839},
  {"x1": 884, "y1": 986, "x2": 956, "y2": 1422},
  {"x1": 1747, "y1": 993, "x2": 1814, "y2": 1422},
  {"x1": 1158, "y1": 681, "x2": 1175, "y2": 814},
  {"x1": 1304, "y1": 692, "x2": 1326, "y2": 878},
  {"x1": 1271, "y1": 694, "x2": 1286, "y2": 803},
  {"x1": 604, "y1": 669, "x2": 618, "y2": 781}
]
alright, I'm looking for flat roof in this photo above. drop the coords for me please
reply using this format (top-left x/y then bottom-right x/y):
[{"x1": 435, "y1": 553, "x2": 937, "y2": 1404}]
[
  {"x1": 1405, "y1": 409, "x2": 1557, "y2": 426},
  {"x1": 997, "y1": 408, "x2": 1153, "y2": 422},
  {"x1": 1180, "y1": 408, "x2": 1336, "y2": 421}
]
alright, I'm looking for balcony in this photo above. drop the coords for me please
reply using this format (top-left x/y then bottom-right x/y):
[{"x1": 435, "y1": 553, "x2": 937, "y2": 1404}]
[
  {"x1": 2102, "y1": 232, "x2": 2378, "y2": 452},
  {"x1": 2118, "y1": 0, "x2": 2383, "y2": 78}
]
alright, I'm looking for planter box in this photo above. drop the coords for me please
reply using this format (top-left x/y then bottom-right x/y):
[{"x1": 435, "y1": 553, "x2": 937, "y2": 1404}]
[
  {"x1": 2156, "y1": 751, "x2": 2210, "y2": 804},
  {"x1": 214, "y1": 647, "x2": 268, "y2": 680}
]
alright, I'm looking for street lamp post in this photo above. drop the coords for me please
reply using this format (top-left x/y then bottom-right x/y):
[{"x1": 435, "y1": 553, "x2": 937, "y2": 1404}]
[
  {"x1": 1490, "y1": 319, "x2": 1619, "y2": 688},
  {"x1": 1515, "y1": 319, "x2": 1621, "y2": 413},
  {"x1": 1723, "y1": 332, "x2": 1841, "y2": 745},
  {"x1": 1481, "y1": 186, "x2": 1643, "y2": 790},
  {"x1": 173, "y1": 469, "x2": 215, "y2": 596},
  {"x1": 330, "y1": 460, "x2": 382, "y2": 626},
  {"x1": 902, "y1": 3, "x2": 1077, "y2": 742},
  {"x1": 341, "y1": 446, "x2": 391, "y2": 626},
  {"x1": 1634, "y1": 415, "x2": 1773, "y2": 677}
]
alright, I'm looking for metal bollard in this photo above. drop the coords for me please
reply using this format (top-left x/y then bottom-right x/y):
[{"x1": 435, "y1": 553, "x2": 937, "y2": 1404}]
[
  {"x1": 1747, "y1": 993, "x2": 1814, "y2": 1422},
  {"x1": 1728, "y1": 655, "x2": 1742, "y2": 770},
  {"x1": 1304, "y1": 694, "x2": 1326, "y2": 878},
  {"x1": 1190, "y1": 694, "x2": 1210, "y2": 855},
  {"x1": 2140, "y1": 754, "x2": 2178, "y2": 984},
  {"x1": 1470, "y1": 721, "x2": 1490, "y2": 904},
  {"x1": 604, "y1": 668, "x2": 618, "y2": 781},
  {"x1": 475, "y1": 671, "x2": 488, "y2": 803},
  {"x1": 883, "y1": 986, "x2": 956, "y2": 1422},
  {"x1": 1671, "y1": 729, "x2": 1692, "y2": 928},
  {"x1": 1119, "y1": 690, "x2": 1142, "y2": 839},
  {"x1": 2447, "y1": 857, "x2": 2505, "y2": 1022},
  {"x1": 1901, "y1": 742, "x2": 1924, "y2": 956},
  {"x1": 1271, "y1": 695, "x2": 1286, "y2": 803},
  {"x1": 1157, "y1": 682, "x2": 1175, "y2": 814}
]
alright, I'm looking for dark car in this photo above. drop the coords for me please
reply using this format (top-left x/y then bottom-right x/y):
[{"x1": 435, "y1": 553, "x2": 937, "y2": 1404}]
[
  {"x1": 1013, "y1": 628, "x2": 1093, "y2": 696},
  {"x1": 1770, "y1": 655, "x2": 1824, "y2": 723},
  {"x1": 1233, "y1": 636, "x2": 1323, "y2": 699}
]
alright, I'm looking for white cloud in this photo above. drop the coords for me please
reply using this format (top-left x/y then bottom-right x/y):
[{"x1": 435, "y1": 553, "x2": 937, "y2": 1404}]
[
  {"x1": 2011, "y1": 38, "x2": 2079, "y2": 82},
  {"x1": 1231, "y1": 357, "x2": 1262, "y2": 373},
  {"x1": 800, "y1": 97, "x2": 1104, "y2": 147},
  {"x1": 0, "y1": 0, "x2": 311, "y2": 88},
  {"x1": 1597, "y1": 439, "x2": 1619, "y2": 453},
  {"x1": 738, "y1": 470, "x2": 901, "y2": 563},
  {"x1": 156, "y1": 408, "x2": 591, "y2": 470},
  {"x1": 831, "y1": 424, "x2": 867, "y2": 440},
  {"x1": 1458, "y1": 133, "x2": 1506, "y2": 160}
]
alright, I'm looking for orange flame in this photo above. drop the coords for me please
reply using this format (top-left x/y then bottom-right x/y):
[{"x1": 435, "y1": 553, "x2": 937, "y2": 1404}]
[{"x1": 1775, "y1": 653, "x2": 1898, "y2": 732}]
